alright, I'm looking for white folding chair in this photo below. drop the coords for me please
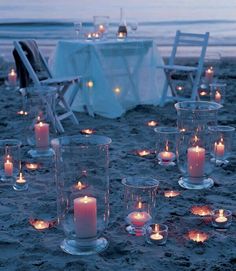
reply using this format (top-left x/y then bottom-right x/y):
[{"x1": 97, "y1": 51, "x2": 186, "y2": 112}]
[
  {"x1": 13, "y1": 40, "x2": 82, "y2": 133},
  {"x1": 157, "y1": 30, "x2": 209, "y2": 106}
]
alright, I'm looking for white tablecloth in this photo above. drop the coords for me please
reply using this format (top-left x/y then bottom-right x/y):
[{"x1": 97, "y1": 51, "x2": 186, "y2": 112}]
[{"x1": 52, "y1": 39, "x2": 166, "y2": 118}]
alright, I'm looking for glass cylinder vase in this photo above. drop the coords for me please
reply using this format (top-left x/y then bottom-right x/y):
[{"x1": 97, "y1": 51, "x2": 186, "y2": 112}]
[
  {"x1": 26, "y1": 87, "x2": 57, "y2": 158},
  {"x1": 175, "y1": 101, "x2": 222, "y2": 132},
  {"x1": 122, "y1": 177, "x2": 159, "y2": 236},
  {"x1": 0, "y1": 139, "x2": 21, "y2": 182},
  {"x1": 175, "y1": 101, "x2": 222, "y2": 190},
  {"x1": 52, "y1": 135, "x2": 111, "y2": 255}
]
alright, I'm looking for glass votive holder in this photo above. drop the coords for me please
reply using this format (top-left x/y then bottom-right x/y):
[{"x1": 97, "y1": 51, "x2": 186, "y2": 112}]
[
  {"x1": 210, "y1": 83, "x2": 226, "y2": 105},
  {"x1": 122, "y1": 177, "x2": 159, "y2": 236},
  {"x1": 0, "y1": 139, "x2": 21, "y2": 182},
  {"x1": 13, "y1": 170, "x2": 28, "y2": 191},
  {"x1": 93, "y1": 16, "x2": 109, "y2": 38},
  {"x1": 154, "y1": 126, "x2": 179, "y2": 166},
  {"x1": 211, "y1": 209, "x2": 232, "y2": 229},
  {"x1": 208, "y1": 125, "x2": 235, "y2": 165},
  {"x1": 146, "y1": 223, "x2": 168, "y2": 245}
]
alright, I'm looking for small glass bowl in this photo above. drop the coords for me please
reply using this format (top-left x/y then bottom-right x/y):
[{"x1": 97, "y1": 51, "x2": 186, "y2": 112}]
[
  {"x1": 145, "y1": 223, "x2": 168, "y2": 245},
  {"x1": 211, "y1": 209, "x2": 232, "y2": 229}
]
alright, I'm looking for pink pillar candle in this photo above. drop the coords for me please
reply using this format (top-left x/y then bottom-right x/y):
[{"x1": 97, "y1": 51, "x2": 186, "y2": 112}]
[
  {"x1": 35, "y1": 122, "x2": 49, "y2": 148},
  {"x1": 214, "y1": 140, "x2": 225, "y2": 157},
  {"x1": 4, "y1": 159, "x2": 13, "y2": 176},
  {"x1": 74, "y1": 196, "x2": 97, "y2": 238},
  {"x1": 127, "y1": 211, "x2": 151, "y2": 227},
  {"x1": 205, "y1": 67, "x2": 214, "y2": 83},
  {"x1": 215, "y1": 90, "x2": 221, "y2": 103},
  {"x1": 8, "y1": 69, "x2": 17, "y2": 86},
  {"x1": 188, "y1": 146, "x2": 205, "y2": 177}
]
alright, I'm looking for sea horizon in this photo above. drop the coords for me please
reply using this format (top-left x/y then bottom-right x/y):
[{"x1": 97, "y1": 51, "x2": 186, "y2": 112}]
[{"x1": 1, "y1": 0, "x2": 236, "y2": 59}]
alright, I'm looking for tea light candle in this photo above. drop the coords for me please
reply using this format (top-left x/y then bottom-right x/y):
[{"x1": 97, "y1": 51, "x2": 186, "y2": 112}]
[
  {"x1": 158, "y1": 151, "x2": 175, "y2": 163},
  {"x1": 87, "y1": 33, "x2": 92, "y2": 39},
  {"x1": 136, "y1": 150, "x2": 151, "y2": 157},
  {"x1": 4, "y1": 157, "x2": 13, "y2": 177},
  {"x1": 127, "y1": 211, "x2": 151, "y2": 228},
  {"x1": 191, "y1": 205, "x2": 212, "y2": 216},
  {"x1": 164, "y1": 190, "x2": 180, "y2": 198},
  {"x1": 147, "y1": 120, "x2": 158, "y2": 127},
  {"x1": 188, "y1": 146, "x2": 205, "y2": 177},
  {"x1": 17, "y1": 110, "x2": 28, "y2": 116},
  {"x1": 150, "y1": 224, "x2": 163, "y2": 240},
  {"x1": 35, "y1": 121, "x2": 49, "y2": 149},
  {"x1": 117, "y1": 32, "x2": 125, "y2": 39},
  {"x1": 74, "y1": 196, "x2": 97, "y2": 238},
  {"x1": 188, "y1": 230, "x2": 208, "y2": 243},
  {"x1": 199, "y1": 91, "x2": 208, "y2": 97},
  {"x1": 30, "y1": 219, "x2": 50, "y2": 230},
  {"x1": 74, "y1": 181, "x2": 86, "y2": 190},
  {"x1": 176, "y1": 85, "x2": 184, "y2": 92},
  {"x1": 215, "y1": 209, "x2": 227, "y2": 223},
  {"x1": 16, "y1": 172, "x2": 26, "y2": 184},
  {"x1": 8, "y1": 68, "x2": 17, "y2": 86},
  {"x1": 25, "y1": 163, "x2": 39, "y2": 170},
  {"x1": 214, "y1": 139, "x2": 225, "y2": 157},
  {"x1": 212, "y1": 209, "x2": 232, "y2": 229},
  {"x1": 80, "y1": 128, "x2": 94, "y2": 135},
  {"x1": 146, "y1": 223, "x2": 168, "y2": 245},
  {"x1": 205, "y1": 67, "x2": 214, "y2": 83},
  {"x1": 215, "y1": 90, "x2": 221, "y2": 103}
]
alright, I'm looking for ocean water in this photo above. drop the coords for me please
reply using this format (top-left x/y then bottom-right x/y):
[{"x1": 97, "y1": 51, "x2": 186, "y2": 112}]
[{"x1": 0, "y1": 0, "x2": 236, "y2": 59}]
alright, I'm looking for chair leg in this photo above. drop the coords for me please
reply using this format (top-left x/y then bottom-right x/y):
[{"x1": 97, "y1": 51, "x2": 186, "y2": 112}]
[{"x1": 159, "y1": 75, "x2": 169, "y2": 107}]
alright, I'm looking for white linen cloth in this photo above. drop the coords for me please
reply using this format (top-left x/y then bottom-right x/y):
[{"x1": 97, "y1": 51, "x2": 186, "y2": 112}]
[{"x1": 51, "y1": 39, "x2": 166, "y2": 118}]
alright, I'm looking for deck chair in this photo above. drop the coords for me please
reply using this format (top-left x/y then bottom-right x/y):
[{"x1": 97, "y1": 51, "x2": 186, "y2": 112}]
[
  {"x1": 13, "y1": 40, "x2": 82, "y2": 133},
  {"x1": 157, "y1": 30, "x2": 209, "y2": 106}
]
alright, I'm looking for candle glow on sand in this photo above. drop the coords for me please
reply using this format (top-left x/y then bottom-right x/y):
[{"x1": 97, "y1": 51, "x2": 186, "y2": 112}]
[
  {"x1": 147, "y1": 120, "x2": 158, "y2": 127},
  {"x1": 30, "y1": 219, "x2": 50, "y2": 230},
  {"x1": 80, "y1": 129, "x2": 95, "y2": 135},
  {"x1": 191, "y1": 205, "x2": 212, "y2": 216},
  {"x1": 188, "y1": 230, "x2": 209, "y2": 243},
  {"x1": 136, "y1": 150, "x2": 151, "y2": 157},
  {"x1": 164, "y1": 190, "x2": 180, "y2": 198}
]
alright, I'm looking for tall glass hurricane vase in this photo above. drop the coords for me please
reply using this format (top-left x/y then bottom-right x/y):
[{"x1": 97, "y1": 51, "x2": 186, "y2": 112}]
[
  {"x1": 52, "y1": 135, "x2": 111, "y2": 255},
  {"x1": 175, "y1": 101, "x2": 222, "y2": 189}
]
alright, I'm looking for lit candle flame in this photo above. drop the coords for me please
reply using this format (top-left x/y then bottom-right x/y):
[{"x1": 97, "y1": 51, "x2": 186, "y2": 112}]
[
  {"x1": 147, "y1": 120, "x2": 158, "y2": 127},
  {"x1": 30, "y1": 219, "x2": 50, "y2": 230},
  {"x1": 138, "y1": 201, "x2": 142, "y2": 209}
]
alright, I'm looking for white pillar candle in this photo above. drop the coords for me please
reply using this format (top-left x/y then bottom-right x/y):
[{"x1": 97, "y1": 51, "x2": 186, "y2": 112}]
[
  {"x1": 188, "y1": 146, "x2": 205, "y2": 177},
  {"x1": 74, "y1": 196, "x2": 97, "y2": 238},
  {"x1": 35, "y1": 122, "x2": 49, "y2": 148}
]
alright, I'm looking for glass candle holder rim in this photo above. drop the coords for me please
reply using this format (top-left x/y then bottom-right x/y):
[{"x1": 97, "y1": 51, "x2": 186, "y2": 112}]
[
  {"x1": 208, "y1": 125, "x2": 235, "y2": 132},
  {"x1": 154, "y1": 126, "x2": 179, "y2": 134},
  {"x1": 148, "y1": 223, "x2": 168, "y2": 231},
  {"x1": 51, "y1": 134, "x2": 112, "y2": 147},
  {"x1": 122, "y1": 176, "x2": 160, "y2": 189},
  {"x1": 212, "y1": 209, "x2": 232, "y2": 216},
  {"x1": 209, "y1": 82, "x2": 227, "y2": 88},
  {"x1": 175, "y1": 101, "x2": 223, "y2": 111},
  {"x1": 0, "y1": 139, "x2": 22, "y2": 147}
]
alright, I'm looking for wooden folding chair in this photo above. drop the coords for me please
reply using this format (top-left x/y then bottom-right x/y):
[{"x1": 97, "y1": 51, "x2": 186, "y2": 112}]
[
  {"x1": 13, "y1": 40, "x2": 82, "y2": 133},
  {"x1": 157, "y1": 30, "x2": 209, "y2": 106}
]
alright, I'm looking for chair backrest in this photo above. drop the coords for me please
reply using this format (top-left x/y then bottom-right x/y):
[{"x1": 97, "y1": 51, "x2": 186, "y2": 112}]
[
  {"x1": 13, "y1": 40, "x2": 52, "y2": 88},
  {"x1": 168, "y1": 30, "x2": 209, "y2": 67}
]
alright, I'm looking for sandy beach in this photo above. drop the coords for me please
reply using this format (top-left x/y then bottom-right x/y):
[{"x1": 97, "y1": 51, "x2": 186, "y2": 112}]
[{"x1": 0, "y1": 55, "x2": 235, "y2": 271}]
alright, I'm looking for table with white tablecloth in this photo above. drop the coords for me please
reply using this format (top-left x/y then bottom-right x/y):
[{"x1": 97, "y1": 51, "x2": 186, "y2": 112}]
[{"x1": 51, "y1": 39, "x2": 166, "y2": 118}]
